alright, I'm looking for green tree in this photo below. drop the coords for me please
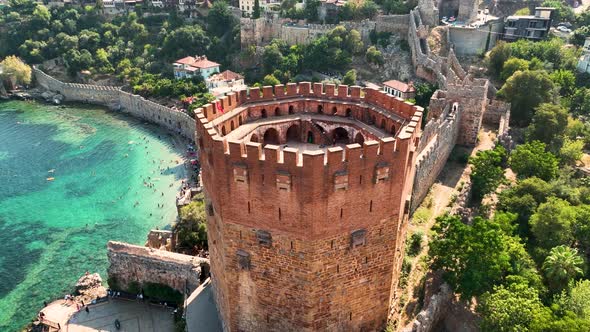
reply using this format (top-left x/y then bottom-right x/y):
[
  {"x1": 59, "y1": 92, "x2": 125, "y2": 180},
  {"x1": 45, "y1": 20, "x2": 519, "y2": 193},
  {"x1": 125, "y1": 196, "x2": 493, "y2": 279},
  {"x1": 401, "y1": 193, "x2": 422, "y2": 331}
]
[
  {"x1": 530, "y1": 198, "x2": 577, "y2": 251},
  {"x1": 304, "y1": 0, "x2": 320, "y2": 22},
  {"x1": 252, "y1": 0, "x2": 261, "y2": 18},
  {"x1": 497, "y1": 70, "x2": 557, "y2": 126},
  {"x1": 262, "y1": 74, "x2": 280, "y2": 86},
  {"x1": 542, "y1": 0, "x2": 575, "y2": 24},
  {"x1": 162, "y1": 25, "x2": 211, "y2": 60},
  {"x1": 487, "y1": 41, "x2": 512, "y2": 78},
  {"x1": 430, "y1": 215, "x2": 534, "y2": 299},
  {"x1": 542, "y1": 245, "x2": 584, "y2": 293},
  {"x1": 365, "y1": 46, "x2": 384, "y2": 66},
  {"x1": 570, "y1": 88, "x2": 590, "y2": 116},
  {"x1": 509, "y1": 141, "x2": 559, "y2": 181},
  {"x1": 501, "y1": 57, "x2": 529, "y2": 81},
  {"x1": 559, "y1": 139, "x2": 584, "y2": 165},
  {"x1": 469, "y1": 145, "x2": 507, "y2": 202},
  {"x1": 0, "y1": 55, "x2": 32, "y2": 85},
  {"x1": 526, "y1": 103, "x2": 568, "y2": 151},
  {"x1": 31, "y1": 4, "x2": 51, "y2": 29},
  {"x1": 342, "y1": 69, "x2": 357, "y2": 86},
  {"x1": 550, "y1": 69, "x2": 576, "y2": 96},
  {"x1": 478, "y1": 280, "x2": 551, "y2": 332},
  {"x1": 558, "y1": 280, "x2": 590, "y2": 319}
]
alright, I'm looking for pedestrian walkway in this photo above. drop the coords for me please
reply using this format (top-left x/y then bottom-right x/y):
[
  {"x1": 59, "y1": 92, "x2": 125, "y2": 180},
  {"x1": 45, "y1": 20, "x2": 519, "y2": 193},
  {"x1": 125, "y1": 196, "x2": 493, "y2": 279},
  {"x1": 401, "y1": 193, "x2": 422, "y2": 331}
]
[
  {"x1": 186, "y1": 279, "x2": 222, "y2": 332},
  {"x1": 66, "y1": 299, "x2": 175, "y2": 332}
]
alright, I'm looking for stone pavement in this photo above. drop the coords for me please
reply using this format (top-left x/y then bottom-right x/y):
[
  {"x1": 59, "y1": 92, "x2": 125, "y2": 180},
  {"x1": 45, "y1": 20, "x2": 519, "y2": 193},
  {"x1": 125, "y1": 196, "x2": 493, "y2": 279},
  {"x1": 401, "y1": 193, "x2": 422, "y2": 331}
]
[
  {"x1": 186, "y1": 279, "x2": 222, "y2": 332},
  {"x1": 66, "y1": 299, "x2": 175, "y2": 332}
]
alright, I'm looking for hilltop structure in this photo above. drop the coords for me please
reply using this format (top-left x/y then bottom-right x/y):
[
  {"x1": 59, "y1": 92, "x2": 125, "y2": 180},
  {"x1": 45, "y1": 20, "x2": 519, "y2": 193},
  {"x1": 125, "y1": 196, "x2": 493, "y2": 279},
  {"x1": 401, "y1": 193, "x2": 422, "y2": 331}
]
[{"x1": 195, "y1": 83, "x2": 423, "y2": 331}]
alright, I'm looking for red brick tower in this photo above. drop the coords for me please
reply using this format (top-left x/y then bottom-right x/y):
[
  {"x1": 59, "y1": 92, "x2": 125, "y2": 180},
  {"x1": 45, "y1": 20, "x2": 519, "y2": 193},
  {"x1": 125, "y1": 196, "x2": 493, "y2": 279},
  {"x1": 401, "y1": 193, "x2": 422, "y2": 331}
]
[{"x1": 195, "y1": 82, "x2": 422, "y2": 331}]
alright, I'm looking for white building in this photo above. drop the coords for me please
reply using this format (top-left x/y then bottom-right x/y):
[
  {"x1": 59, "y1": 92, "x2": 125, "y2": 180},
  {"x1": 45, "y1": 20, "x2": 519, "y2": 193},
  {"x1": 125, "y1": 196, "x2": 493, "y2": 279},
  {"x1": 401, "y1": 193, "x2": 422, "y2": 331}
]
[
  {"x1": 173, "y1": 55, "x2": 220, "y2": 80},
  {"x1": 206, "y1": 70, "x2": 247, "y2": 96},
  {"x1": 577, "y1": 38, "x2": 590, "y2": 74},
  {"x1": 382, "y1": 80, "x2": 416, "y2": 100}
]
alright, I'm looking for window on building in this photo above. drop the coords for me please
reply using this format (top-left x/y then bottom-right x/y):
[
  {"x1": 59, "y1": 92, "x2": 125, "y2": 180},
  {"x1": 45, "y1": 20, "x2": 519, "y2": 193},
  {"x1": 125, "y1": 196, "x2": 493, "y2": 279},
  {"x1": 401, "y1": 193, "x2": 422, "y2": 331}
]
[
  {"x1": 237, "y1": 250, "x2": 251, "y2": 270},
  {"x1": 256, "y1": 230, "x2": 272, "y2": 247}
]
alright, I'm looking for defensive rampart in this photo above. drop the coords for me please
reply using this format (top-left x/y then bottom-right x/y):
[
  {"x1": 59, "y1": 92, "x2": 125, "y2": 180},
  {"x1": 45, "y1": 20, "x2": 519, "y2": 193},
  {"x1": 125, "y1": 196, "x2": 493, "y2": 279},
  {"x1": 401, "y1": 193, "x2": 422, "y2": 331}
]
[
  {"x1": 241, "y1": 14, "x2": 410, "y2": 48},
  {"x1": 33, "y1": 68, "x2": 196, "y2": 140},
  {"x1": 107, "y1": 241, "x2": 209, "y2": 295}
]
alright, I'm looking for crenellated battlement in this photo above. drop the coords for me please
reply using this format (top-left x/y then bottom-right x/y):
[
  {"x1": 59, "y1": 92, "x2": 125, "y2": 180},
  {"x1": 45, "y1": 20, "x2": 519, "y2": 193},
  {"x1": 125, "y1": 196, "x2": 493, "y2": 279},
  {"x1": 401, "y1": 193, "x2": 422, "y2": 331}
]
[
  {"x1": 196, "y1": 82, "x2": 422, "y2": 240},
  {"x1": 201, "y1": 82, "x2": 422, "y2": 332}
]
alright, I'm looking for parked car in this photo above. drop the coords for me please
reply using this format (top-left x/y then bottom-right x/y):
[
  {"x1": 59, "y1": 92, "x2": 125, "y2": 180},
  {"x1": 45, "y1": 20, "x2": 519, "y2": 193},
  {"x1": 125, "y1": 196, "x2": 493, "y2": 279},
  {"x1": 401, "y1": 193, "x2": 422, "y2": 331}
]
[{"x1": 556, "y1": 26, "x2": 572, "y2": 33}]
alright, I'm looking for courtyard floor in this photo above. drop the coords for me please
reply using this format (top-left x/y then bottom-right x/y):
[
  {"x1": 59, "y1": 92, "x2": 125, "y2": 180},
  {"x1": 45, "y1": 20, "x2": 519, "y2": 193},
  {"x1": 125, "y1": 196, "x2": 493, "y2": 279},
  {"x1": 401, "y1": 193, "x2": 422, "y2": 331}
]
[{"x1": 58, "y1": 299, "x2": 175, "y2": 332}]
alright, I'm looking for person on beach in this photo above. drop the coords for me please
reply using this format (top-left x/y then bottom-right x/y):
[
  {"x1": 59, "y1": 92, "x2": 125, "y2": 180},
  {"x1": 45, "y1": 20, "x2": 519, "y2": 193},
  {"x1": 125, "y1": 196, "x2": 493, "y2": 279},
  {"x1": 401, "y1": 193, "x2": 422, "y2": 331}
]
[{"x1": 85, "y1": 306, "x2": 89, "y2": 314}]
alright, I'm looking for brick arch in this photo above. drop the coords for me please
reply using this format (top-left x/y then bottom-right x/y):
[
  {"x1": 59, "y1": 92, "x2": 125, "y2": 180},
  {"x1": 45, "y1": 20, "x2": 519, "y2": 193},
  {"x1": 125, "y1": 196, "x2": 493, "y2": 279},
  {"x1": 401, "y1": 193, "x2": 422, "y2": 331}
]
[
  {"x1": 354, "y1": 132, "x2": 365, "y2": 145},
  {"x1": 331, "y1": 106, "x2": 338, "y2": 115},
  {"x1": 261, "y1": 109, "x2": 268, "y2": 118},
  {"x1": 239, "y1": 116, "x2": 243, "y2": 125},
  {"x1": 221, "y1": 126, "x2": 226, "y2": 136},
  {"x1": 391, "y1": 124, "x2": 397, "y2": 134},
  {"x1": 274, "y1": 107, "x2": 280, "y2": 116},
  {"x1": 346, "y1": 108, "x2": 352, "y2": 117},
  {"x1": 286, "y1": 124, "x2": 301, "y2": 142},
  {"x1": 332, "y1": 127, "x2": 349, "y2": 144},
  {"x1": 230, "y1": 121, "x2": 235, "y2": 131},
  {"x1": 250, "y1": 133, "x2": 259, "y2": 142},
  {"x1": 380, "y1": 118, "x2": 386, "y2": 129},
  {"x1": 317, "y1": 104, "x2": 323, "y2": 114},
  {"x1": 263, "y1": 128, "x2": 280, "y2": 145}
]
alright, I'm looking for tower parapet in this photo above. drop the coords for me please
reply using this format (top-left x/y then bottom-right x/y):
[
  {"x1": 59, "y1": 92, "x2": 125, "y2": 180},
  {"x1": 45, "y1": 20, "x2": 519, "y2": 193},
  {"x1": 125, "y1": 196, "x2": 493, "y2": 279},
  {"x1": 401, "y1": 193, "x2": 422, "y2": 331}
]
[{"x1": 197, "y1": 82, "x2": 422, "y2": 331}]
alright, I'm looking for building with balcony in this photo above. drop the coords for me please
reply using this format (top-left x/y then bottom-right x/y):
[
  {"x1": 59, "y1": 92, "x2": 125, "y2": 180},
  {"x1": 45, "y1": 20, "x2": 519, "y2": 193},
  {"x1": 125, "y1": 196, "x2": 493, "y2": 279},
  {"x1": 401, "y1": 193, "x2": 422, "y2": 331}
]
[
  {"x1": 502, "y1": 7, "x2": 554, "y2": 41},
  {"x1": 173, "y1": 55, "x2": 220, "y2": 80}
]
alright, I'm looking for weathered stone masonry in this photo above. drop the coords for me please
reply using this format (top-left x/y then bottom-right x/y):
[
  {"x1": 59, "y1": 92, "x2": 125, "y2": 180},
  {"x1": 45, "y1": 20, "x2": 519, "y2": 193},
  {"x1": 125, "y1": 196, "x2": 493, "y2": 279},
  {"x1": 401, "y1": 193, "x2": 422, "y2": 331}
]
[
  {"x1": 196, "y1": 82, "x2": 423, "y2": 331},
  {"x1": 33, "y1": 68, "x2": 196, "y2": 141},
  {"x1": 107, "y1": 241, "x2": 209, "y2": 295}
]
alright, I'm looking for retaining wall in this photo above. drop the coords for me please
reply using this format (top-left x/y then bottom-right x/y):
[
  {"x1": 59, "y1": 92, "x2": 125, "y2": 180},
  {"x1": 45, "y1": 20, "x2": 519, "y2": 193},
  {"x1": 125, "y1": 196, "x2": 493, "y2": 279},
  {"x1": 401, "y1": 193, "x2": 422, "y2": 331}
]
[
  {"x1": 33, "y1": 68, "x2": 197, "y2": 141},
  {"x1": 107, "y1": 241, "x2": 209, "y2": 295}
]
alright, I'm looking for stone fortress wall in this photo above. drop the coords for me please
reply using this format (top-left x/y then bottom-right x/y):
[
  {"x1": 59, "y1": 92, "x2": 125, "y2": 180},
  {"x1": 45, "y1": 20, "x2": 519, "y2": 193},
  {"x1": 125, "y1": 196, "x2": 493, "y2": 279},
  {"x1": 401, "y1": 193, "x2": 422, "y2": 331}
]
[
  {"x1": 107, "y1": 241, "x2": 209, "y2": 295},
  {"x1": 33, "y1": 68, "x2": 197, "y2": 141},
  {"x1": 406, "y1": 4, "x2": 511, "y2": 213},
  {"x1": 240, "y1": 12, "x2": 410, "y2": 48}
]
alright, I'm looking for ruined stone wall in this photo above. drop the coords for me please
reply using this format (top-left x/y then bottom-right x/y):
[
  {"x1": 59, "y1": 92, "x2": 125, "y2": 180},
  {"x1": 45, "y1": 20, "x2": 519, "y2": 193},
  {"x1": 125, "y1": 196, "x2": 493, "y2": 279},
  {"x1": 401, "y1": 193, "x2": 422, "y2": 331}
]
[
  {"x1": 375, "y1": 14, "x2": 410, "y2": 37},
  {"x1": 411, "y1": 97, "x2": 460, "y2": 212},
  {"x1": 241, "y1": 15, "x2": 408, "y2": 48},
  {"x1": 107, "y1": 241, "x2": 209, "y2": 295},
  {"x1": 484, "y1": 99, "x2": 511, "y2": 136},
  {"x1": 33, "y1": 68, "x2": 196, "y2": 140}
]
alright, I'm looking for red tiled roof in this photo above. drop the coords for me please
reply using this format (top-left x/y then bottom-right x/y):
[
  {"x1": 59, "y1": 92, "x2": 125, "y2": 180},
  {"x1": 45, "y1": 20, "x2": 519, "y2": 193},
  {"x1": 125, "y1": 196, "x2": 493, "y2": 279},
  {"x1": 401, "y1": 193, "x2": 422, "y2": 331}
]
[
  {"x1": 174, "y1": 56, "x2": 220, "y2": 69},
  {"x1": 208, "y1": 70, "x2": 244, "y2": 82},
  {"x1": 383, "y1": 80, "x2": 415, "y2": 93}
]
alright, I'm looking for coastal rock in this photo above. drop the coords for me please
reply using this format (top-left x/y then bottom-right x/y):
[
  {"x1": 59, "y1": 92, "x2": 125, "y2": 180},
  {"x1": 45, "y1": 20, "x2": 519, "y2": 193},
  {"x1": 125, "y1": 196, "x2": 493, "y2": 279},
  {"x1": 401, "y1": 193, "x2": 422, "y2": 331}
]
[
  {"x1": 41, "y1": 91, "x2": 55, "y2": 100},
  {"x1": 75, "y1": 273, "x2": 102, "y2": 292},
  {"x1": 74, "y1": 273, "x2": 107, "y2": 301}
]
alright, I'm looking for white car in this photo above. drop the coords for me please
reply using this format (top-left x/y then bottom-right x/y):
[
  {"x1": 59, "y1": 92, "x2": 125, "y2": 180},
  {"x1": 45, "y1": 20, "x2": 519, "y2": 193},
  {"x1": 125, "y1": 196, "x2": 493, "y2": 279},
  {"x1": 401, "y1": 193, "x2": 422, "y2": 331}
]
[{"x1": 556, "y1": 26, "x2": 572, "y2": 33}]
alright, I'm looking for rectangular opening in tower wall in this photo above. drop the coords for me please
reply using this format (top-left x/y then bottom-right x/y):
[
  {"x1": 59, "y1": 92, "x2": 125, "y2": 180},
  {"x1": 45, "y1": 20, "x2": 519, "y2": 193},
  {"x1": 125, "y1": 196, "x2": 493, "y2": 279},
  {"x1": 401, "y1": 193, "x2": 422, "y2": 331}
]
[
  {"x1": 237, "y1": 250, "x2": 250, "y2": 270},
  {"x1": 256, "y1": 230, "x2": 272, "y2": 247},
  {"x1": 351, "y1": 229, "x2": 367, "y2": 248}
]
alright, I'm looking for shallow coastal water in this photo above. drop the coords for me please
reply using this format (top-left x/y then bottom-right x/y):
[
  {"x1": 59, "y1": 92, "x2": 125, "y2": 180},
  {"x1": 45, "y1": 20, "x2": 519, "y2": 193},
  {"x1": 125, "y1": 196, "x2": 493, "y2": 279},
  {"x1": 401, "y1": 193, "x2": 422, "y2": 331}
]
[{"x1": 0, "y1": 100, "x2": 186, "y2": 331}]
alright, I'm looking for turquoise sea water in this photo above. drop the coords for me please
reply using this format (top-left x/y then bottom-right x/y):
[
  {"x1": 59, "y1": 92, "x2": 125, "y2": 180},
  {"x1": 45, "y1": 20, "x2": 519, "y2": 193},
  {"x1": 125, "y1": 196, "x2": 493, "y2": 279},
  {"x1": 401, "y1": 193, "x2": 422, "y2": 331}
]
[{"x1": 0, "y1": 100, "x2": 187, "y2": 331}]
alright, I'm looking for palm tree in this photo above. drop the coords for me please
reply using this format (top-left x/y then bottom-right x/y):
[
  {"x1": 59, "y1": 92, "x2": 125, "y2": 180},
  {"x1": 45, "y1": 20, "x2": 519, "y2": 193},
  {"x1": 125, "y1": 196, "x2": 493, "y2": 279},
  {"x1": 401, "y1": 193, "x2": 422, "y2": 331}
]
[{"x1": 542, "y1": 245, "x2": 584, "y2": 292}]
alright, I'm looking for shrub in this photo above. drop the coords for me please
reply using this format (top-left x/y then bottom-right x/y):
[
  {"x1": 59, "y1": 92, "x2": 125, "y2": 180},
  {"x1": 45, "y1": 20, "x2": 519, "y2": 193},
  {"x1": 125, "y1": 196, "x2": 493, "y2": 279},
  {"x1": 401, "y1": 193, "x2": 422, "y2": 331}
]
[
  {"x1": 143, "y1": 282, "x2": 183, "y2": 304},
  {"x1": 407, "y1": 231, "x2": 424, "y2": 256}
]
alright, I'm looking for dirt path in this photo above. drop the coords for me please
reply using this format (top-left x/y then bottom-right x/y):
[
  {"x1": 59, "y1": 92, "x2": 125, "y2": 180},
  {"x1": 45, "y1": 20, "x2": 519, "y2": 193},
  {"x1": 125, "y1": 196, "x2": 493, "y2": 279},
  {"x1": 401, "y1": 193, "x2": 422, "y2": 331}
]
[{"x1": 396, "y1": 127, "x2": 498, "y2": 330}]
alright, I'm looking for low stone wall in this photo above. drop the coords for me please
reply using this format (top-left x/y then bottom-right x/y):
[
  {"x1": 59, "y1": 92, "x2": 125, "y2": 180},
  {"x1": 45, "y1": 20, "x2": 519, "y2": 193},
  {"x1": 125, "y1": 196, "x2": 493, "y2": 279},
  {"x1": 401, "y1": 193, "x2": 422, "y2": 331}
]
[
  {"x1": 33, "y1": 68, "x2": 196, "y2": 141},
  {"x1": 107, "y1": 241, "x2": 209, "y2": 295}
]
